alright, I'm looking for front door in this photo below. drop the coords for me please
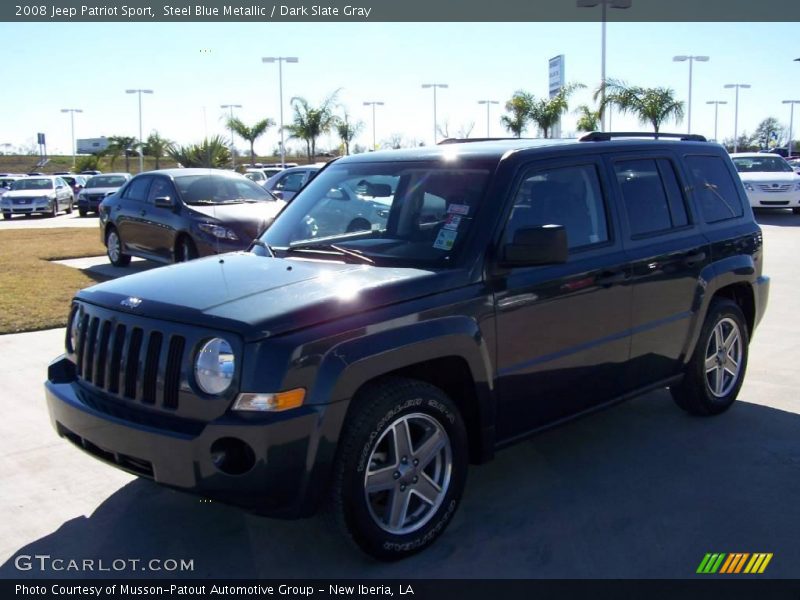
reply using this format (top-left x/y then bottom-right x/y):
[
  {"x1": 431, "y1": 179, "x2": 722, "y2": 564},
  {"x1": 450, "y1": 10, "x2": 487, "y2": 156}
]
[{"x1": 493, "y1": 159, "x2": 632, "y2": 441}]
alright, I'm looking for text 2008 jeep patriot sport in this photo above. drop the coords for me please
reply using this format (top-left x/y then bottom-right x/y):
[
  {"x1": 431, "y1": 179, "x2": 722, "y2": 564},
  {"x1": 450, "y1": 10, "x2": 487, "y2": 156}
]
[{"x1": 46, "y1": 133, "x2": 769, "y2": 559}]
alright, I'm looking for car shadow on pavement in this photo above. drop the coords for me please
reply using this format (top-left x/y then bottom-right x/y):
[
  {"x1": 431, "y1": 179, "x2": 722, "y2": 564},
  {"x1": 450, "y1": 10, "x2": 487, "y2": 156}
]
[
  {"x1": 2, "y1": 391, "x2": 799, "y2": 579},
  {"x1": 754, "y1": 210, "x2": 800, "y2": 227}
]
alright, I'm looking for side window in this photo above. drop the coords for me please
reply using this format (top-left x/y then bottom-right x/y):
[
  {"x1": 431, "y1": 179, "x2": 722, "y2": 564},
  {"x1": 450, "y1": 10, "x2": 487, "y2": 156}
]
[
  {"x1": 122, "y1": 176, "x2": 152, "y2": 202},
  {"x1": 685, "y1": 155, "x2": 744, "y2": 223},
  {"x1": 615, "y1": 158, "x2": 688, "y2": 237},
  {"x1": 147, "y1": 177, "x2": 177, "y2": 204},
  {"x1": 505, "y1": 164, "x2": 609, "y2": 250},
  {"x1": 276, "y1": 172, "x2": 305, "y2": 193}
]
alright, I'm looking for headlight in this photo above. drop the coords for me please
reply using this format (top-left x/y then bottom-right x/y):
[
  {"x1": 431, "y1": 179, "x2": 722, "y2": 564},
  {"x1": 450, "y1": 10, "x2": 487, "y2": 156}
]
[
  {"x1": 198, "y1": 223, "x2": 239, "y2": 240},
  {"x1": 744, "y1": 183, "x2": 754, "y2": 192},
  {"x1": 68, "y1": 309, "x2": 81, "y2": 354},
  {"x1": 194, "y1": 338, "x2": 235, "y2": 395}
]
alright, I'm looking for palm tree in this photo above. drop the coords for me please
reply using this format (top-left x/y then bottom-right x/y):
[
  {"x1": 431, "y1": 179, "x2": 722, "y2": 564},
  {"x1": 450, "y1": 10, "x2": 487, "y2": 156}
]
[
  {"x1": 595, "y1": 79, "x2": 685, "y2": 135},
  {"x1": 528, "y1": 83, "x2": 585, "y2": 138},
  {"x1": 501, "y1": 91, "x2": 534, "y2": 138},
  {"x1": 227, "y1": 117, "x2": 275, "y2": 165},
  {"x1": 143, "y1": 131, "x2": 174, "y2": 170},
  {"x1": 575, "y1": 104, "x2": 601, "y2": 132},
  {"x1": 335, "y1": 112, "x2": 364, "y2": 155},
  {"x1": 166, "y1": 136, "x2": 231, "y2": 168},
  {"x1": 284, "y1": 91, "x2": 340, "y2": 160},
  {"x1": 104, "y1": 135, "x2": 137, "y2": 170}
]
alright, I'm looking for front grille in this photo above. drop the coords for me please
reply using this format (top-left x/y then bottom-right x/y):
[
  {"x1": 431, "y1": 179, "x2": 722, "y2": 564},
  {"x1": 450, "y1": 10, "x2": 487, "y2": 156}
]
[
  {"x1": 86, "y1": 193, "x2": 105, "y2": 202},
  {"x1": 75, "y1": 309, "x2": 186, "y2": 411},
  {"x1": 757, "y1": 183, "x2": 791, "y2": 192}
]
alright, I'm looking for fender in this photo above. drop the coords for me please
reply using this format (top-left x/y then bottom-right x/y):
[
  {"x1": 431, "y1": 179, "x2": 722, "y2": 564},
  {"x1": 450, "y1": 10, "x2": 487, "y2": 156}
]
[
  {"x1": 681, "y1": 253, "x2": 757, "y2": 364},
  {"x1": 294, "y1": 315, "x2": 496, "y2": 515}
]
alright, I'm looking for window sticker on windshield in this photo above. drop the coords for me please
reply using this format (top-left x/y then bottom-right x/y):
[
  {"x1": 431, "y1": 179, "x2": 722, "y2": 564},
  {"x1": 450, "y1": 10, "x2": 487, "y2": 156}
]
[
  {"x1": 447, "y1": 203, "x2": 470, "y2": 216},
  {"x1": 443, "y1": 214, "x2": 462, "y2": 231},
  {"x1": 433, "y1": 228, "x2": 458, "y2": 251}
]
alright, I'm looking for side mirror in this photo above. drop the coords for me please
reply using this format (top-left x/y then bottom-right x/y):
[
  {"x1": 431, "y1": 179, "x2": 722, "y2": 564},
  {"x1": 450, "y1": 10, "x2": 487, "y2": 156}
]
[
  {"x1": 272, "y1": 190, "x2": 284, "y2": 200},
  {"x1": 154, "y1": 196, "x2": 174, "y2": 208},
  {"x1": 501, "y1": 225, "x2": 568, "y2": 267}
]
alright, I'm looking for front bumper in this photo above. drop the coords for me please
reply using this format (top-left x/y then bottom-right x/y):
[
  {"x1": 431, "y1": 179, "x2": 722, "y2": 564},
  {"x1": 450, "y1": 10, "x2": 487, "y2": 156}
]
[
  {"x1": 745, "y1": 190, "x2": 800, "y2": 208},
  {"x1": 2, "y1": 202, "x2": 52, "y2": 214},
  {"x1": 45, "y1": 355, "x2": 332, "y2": 516}
]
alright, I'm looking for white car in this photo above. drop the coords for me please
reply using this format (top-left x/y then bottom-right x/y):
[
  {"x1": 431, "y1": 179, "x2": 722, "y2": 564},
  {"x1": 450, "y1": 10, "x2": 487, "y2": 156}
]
[
  {"x1": 730, "y1": 153, "x2": 800, "y2": 214},
  {"x1": 1, "y1": 176, "x2": 74, "y2": 219}
]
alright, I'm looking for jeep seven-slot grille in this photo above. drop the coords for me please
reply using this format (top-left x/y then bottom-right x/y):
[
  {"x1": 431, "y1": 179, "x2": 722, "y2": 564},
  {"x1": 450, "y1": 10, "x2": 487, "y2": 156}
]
[{"x1": 75, "y1": 311, "x2": 185, "y2": 410}]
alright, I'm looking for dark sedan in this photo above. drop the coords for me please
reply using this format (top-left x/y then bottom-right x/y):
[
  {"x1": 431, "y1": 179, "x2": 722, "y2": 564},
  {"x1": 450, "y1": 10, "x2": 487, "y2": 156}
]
[{"x1": 99, "y1": 168, "x2": 286, "y2": 266}]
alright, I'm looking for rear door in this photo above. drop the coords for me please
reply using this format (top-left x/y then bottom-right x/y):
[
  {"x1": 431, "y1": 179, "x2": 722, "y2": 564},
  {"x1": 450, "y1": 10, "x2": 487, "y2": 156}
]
[
  {"x1": 607, "y1": 153, "x2": 711, "y2": 388},
  {"x1": 493, "y1": 158, "x2": 633, "y2": 440}
]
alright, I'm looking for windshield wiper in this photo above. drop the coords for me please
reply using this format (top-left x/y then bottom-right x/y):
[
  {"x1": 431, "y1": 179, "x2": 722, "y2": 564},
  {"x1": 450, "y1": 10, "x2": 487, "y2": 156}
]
[{"x1": 285, "y1": 242, "x2": 374, "y2": 265}]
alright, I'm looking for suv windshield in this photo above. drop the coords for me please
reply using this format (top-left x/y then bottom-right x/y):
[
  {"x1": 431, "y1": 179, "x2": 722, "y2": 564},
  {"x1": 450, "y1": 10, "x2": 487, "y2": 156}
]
[
  {"x1": 12, "y1": 178, "x2": 53, "y2": 190},
  {"x1": 732, "y1": 156, "x2": 793, "y2": 173},
  {"x1": 261, "y1": 161, "x2": 490, "y2": 266},
  {"x1": 87, "y1": 175, "x2": 127, "y2": 188},
  {"x1": 175, "y1": 174, "x2": 273, "y2": 205}
]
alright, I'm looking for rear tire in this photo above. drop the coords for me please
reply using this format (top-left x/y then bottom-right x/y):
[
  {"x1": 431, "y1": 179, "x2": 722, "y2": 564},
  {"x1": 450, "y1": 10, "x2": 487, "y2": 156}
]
[
  {"x1": 329, "y1": 377, "x2": 468, "y2": 561},
  {"x1": 79, "y1": 208, "x2": 88, "y2": 217},
  {"x1": 670, "y1": 299, "x2": 748, "y2": 416},
  {"x1": 106, "y1": 227, "x2": 131, "y2": 267},
  {"x1": 2, "y1": 213, "x2": 10, "y2": 220},
  {"x1": 346, "y1": 218, "x2": 372, "y2": 233},
  {"x1": 65, "y1": 198, "x2": 73, "y2": 214},
  {"x1": 793, "y1": 207, "x2": 800, "y2": 215}
]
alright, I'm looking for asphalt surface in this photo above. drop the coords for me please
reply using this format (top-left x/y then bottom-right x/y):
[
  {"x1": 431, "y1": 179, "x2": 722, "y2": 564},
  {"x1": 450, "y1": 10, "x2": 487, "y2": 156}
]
[
  {"x1": 0, "y1": 211, "x2": 99, "y2": 229},
  {"x1": 0, "y1": 210, "x2": 798, "y2": 579}
]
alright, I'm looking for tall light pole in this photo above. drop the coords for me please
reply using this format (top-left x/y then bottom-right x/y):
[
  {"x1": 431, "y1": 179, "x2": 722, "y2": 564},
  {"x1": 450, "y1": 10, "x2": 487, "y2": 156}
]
[
  {"x1": 673, "y1": 55, "x2": 709, "y2": 134},
  {"x1": 724, "y1": 84, "x2": 751, "y2": 153},
  {"x1": 262, "y1": 56, "x2": 298, "y2": 168},
  {"x1": 60, "y1": 108, "x2": 83, "y2": 170},
  {"x1": 362, "y1": 101, "x2": 384, "y2": 151},
  {"x1": 705, "y1": 100, "x2": 727, "y2": 142},
  {"x1": 421, "y1": 83, "x2": 448, "y2": 144},
  {"x1": 576, "y1": 0, "x2": 632, "y2": 132},
  {"x1": 125, "y1": 89, "x2": 153, "y2": 173},
  {"x1": 783, "y1": 100, "x2": 800, "y2": 156},
  {"x1": 221, "y1": 104, "x2": 242, "y2": 168},
  {"x1": 477, "y1": 100, "x2": 499, "y2": 137}
]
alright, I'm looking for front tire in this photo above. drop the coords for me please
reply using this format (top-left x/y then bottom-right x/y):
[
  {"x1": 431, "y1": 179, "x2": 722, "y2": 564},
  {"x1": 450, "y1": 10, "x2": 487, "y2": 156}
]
[
  {"x1": 671, "y1": 299, "x2": 749, "y2": 416},
  {"x1": 330, "y1": 377, "x2": 468, "y2": 561},
  {"x1": 106, "y1": 227, "x2": 131, "y2": 267},
  {"x1": 175, "y1": 236, "x2": 197, "y2": 263},
  {"x1": 792, "y1": 207, "x2": 800, "y2": 215},
  {"x1": 47, "y1": 200, "x2": 57, "y2": 218}
]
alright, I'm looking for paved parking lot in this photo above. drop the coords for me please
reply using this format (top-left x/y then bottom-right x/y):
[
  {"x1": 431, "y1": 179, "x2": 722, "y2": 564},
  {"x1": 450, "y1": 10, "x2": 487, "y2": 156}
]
[
  {"x1": 0, "y1": 211, "x2": 797, "y2": 578},
  {"x1": 0, "y1": 211, "x2": 98, "y2": 229}
]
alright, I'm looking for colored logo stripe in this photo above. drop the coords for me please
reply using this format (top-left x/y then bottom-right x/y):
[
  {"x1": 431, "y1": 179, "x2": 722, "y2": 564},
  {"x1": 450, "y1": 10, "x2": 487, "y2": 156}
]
[{"x1": 697, "y1": 553, "x2": 772, "y2": 574}]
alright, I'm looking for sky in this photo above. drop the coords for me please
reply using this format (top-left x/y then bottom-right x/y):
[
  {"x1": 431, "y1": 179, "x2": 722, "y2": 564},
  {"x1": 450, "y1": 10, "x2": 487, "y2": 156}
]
[{"x1": 1, "y1": 21, "x2": 799, "y2": 157}]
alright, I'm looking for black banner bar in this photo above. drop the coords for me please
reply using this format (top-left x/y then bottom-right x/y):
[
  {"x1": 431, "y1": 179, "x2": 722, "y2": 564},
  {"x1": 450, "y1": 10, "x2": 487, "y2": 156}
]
[{"x1": 3, "y1": 0, "x2": 800, "y2": 22}]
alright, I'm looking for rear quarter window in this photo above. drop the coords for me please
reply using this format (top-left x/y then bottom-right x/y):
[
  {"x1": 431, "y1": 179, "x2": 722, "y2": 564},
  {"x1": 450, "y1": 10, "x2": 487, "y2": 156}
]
[{"x1": 685, "y1": 155, "x2": 744, "y2": 223}]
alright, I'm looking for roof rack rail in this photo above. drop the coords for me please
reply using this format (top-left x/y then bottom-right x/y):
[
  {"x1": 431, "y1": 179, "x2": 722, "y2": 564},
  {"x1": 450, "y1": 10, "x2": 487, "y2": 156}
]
[
  {"x1": 437, "y1": 137, "x2": 536, "y2": 145},
  {"x1": 579, "y1": 131, "x2": 707, "y2": 142}
]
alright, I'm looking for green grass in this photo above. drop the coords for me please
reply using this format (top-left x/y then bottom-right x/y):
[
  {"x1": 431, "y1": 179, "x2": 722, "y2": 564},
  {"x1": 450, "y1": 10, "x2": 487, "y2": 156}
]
[{"x1": 0, "y1": 228, "x2": 106, "y2": 334}]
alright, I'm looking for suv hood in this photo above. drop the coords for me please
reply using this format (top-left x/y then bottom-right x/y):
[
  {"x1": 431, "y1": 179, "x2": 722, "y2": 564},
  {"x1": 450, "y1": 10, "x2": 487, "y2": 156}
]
[{"x1": 76, "y1": 252, "x2": 449, "y2": 341}]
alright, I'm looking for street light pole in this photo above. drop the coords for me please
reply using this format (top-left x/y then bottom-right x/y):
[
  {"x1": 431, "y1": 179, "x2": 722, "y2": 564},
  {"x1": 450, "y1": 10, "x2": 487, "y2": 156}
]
[
  {"x1": 262, "y1": 56, "x2": 298, "y2": 168},
  {"x1": 60, "y1": 108, "x2": 83, "y2": 170},
  {"x1": 724, "y1": 84, "x2": 751, "y2": 153},
  {"x1": 705, "y1": 100, "x2": 727, "y2": 142},
  {"x1": 125, "y1": 89, "x2": 153, "y2": 173},
  {"x1": 363, "y1": 101, "x2": 384, "y2": 150},
  {"x1": 783, "y1": 100, "x2": 800, "y2": 157},
  {"x1": 477, "y1": 100, "x2": 499, "y2": 137},
  {"x1": 673, "y1": 55, "x2": 709, "y2": 134},
  {"x1": 422, "y1": 84, "x2": 448, "y2": 144},
  {"x1": 221, "y1": 104, "x2": 242, "y2": 168},
  {"x1": 576, "y1": 0, "x2": 632, "y2": 132}
]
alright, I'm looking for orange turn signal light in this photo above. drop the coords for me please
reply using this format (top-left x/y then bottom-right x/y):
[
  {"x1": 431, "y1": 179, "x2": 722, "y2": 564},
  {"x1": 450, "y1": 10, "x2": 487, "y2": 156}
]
[{"x1": 232, "y1": 388, "x2": 306, "y2": 412}]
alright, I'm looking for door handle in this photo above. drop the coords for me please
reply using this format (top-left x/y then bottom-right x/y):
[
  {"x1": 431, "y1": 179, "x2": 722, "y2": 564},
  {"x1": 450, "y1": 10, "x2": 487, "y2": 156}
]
[
  {"x1": 596, "y1": 270, "x2": 627, "y2": 286},
  {"x1": 684, "y1": 251, "x2": 707, "y2": 266}
]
